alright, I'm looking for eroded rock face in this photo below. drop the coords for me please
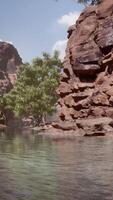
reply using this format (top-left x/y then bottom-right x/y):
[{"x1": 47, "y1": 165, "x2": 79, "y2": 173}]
[
  {"x1": 55, "y1": 0, "x2": 113, "y2": 136},
  {"x1": 0, "y1": 41, "x2": 22, "y2": 95}
]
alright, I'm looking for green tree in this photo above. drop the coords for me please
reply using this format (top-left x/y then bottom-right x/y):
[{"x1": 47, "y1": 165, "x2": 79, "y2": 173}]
[
  {"x1": 77, "y1": 0, "x2": 101, "y2": 5},
  {"x1": 3, "y1": 51, "x2": 62, "y2": 125},
  {"x1": 56, "y1": 0, "x2": 101, "y2": 5}
]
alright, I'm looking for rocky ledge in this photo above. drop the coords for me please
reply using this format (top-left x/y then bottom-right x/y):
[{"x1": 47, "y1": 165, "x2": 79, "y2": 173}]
[{"x1": 53, "y1": 0, "x2": 113, "y2": 136}]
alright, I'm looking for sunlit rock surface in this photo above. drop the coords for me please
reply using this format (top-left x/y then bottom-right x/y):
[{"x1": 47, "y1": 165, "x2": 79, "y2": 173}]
[{"x1": 55, "y1": 0, "x2": 113, "y2": 136}]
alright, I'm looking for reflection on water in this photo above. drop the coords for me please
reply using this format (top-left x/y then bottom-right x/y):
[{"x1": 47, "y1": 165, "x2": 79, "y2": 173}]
[{"x1": 0, "y1": 129, "x2": 113, "y2": 200}]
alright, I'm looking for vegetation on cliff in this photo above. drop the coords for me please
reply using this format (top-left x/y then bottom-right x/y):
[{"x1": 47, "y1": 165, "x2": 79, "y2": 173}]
[
  {"x1": 2, "y1": 51, "x2": 62, "y2": 125},
  {"x1": 56, "y1": 0, "x2": 101, "y2": 5},
  {"x1": 77, "y1": 0, "x2": 101, "y2": 4}
]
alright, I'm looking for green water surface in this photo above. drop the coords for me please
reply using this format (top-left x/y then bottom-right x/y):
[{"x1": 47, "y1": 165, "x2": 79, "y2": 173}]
[{"x1": 0, "y1": 129, "x2": 113, "y2": 200}]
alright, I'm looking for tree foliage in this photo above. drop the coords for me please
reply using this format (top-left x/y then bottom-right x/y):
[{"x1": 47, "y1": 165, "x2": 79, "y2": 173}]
[
  {"x1": 56, "y1": 0, "x2": 101, "y2": 5},
  {"x1": 77, "y1": 0, "x2": 101, "y2": 5},
  {"x1": 3, "y1": 51, "x2": 62, "y2": 125}
]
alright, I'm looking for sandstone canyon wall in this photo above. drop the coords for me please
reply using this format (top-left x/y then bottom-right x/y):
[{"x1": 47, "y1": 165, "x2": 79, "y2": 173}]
[
  {"x1": 54, "y1": 0, "x2": 113, "y2": 135},
  {"x1": 0, "y1": 41, "x2": 22, "y2": 96},
  {"x1": 0, "y1": 41, "x2": 22, "y2": 124}
]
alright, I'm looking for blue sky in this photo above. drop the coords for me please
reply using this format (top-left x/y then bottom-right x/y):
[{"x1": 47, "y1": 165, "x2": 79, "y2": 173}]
[{"x1": 0, "y1": 0, "x2": 84, "y2": 62}]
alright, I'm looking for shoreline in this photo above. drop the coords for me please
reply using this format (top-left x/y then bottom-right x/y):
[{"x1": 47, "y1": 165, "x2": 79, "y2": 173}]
[
  {"x1": 1, "y1": 123, "x2": 113, "y2": 139},
  {"x1": 32, "y1": 125, "x2": 113, "y2": 139}
]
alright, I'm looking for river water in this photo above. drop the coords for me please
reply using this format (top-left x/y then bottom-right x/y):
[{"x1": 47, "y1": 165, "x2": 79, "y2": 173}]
[{"x1": 0, "y1": 129, "x2": 113, "y2": 200}]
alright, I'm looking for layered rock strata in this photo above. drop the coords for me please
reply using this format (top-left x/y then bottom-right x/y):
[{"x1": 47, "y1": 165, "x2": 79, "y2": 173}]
[{"x1": 54, "y1": 0, "x2": 113, "y2": 135}]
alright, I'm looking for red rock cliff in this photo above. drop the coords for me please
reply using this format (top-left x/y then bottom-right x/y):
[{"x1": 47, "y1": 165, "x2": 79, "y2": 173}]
[
  {"x1": 0, "y1": 41, "x2": 22, "y2": 96},
  {"x1": 54, "y1": 0, "x2": 113, "y2": 135}
]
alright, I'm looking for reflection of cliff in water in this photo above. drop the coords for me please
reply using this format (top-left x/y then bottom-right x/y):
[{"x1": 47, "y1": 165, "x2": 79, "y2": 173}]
[{"x1": 0, "y1": 129, "x2": 58, "y2": 200}]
